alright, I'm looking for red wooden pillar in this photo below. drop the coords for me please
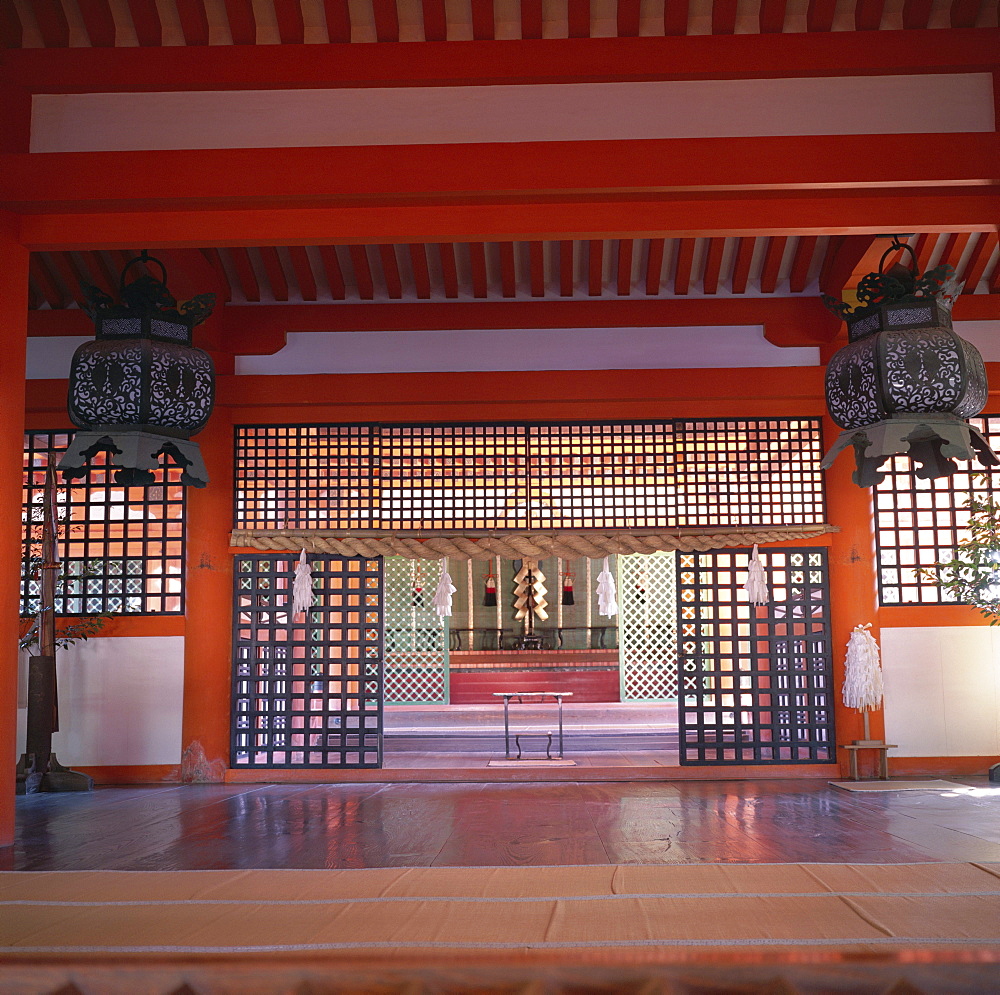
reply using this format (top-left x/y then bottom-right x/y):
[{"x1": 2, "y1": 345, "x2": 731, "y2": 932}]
[
  {"x1": 181, "y1": 396, "x2": 234, "y2": 777},
  {"x1": 823, "y1": 413, "x2": 884, "y2": 777},
  {"x1": 0, "y1": 213, "x2": 29, "y2": 846}
]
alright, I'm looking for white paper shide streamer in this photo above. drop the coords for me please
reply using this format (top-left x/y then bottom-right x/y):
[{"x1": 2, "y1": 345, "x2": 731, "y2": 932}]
[
  {"x1": 596, "y1": 556, "x2": 618, "y2": 618},
  {"x1": 842, "y1": 623, "x2": 884, "y2": 713},
  {"x1": 431, "y1": 558, "x2": 457, "y2": 621},
  {"x1": 292, "y1": 548, "x2": 314, "y2": 616},
  {"x1": 743, "y1": 543, "x2": 769, "y2": 606}
]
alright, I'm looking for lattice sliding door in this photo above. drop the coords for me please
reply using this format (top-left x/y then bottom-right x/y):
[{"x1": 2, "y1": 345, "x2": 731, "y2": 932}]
[
  {"x1": 619, "y1": 551, "x2": 678, "y2": 700},
  {"x1": 232, "y1": 554, "x2": 383, "y2": 769},
  {"x1": 383, "y1": 556, "x2": 449, "y2": 704},
  {"x1": 677, "y1": 548, "x2": 836, "y2": 766}
]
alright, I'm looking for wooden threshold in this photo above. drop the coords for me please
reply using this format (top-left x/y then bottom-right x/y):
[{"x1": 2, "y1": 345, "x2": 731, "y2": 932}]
[{"x1": 224, "y1": 764, "x2": 838, "y2": 784}]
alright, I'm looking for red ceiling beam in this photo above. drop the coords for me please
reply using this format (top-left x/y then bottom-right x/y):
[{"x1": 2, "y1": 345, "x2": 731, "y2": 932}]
[
  {"x1": 6, "y1": 134, "x2": 997, "y2": 213},
  {"x1": 617, "y1": 239, "x2": 633, "y2": 296},
  {"x1": 938, "y1": 232, "x2": 971, "y2": 271},
  {"x1": 788, "y1": 235, "x2": 818, "y2": 293},
  {"x1": 286, "y1": 245, "x2": 318, "y2": 301},
  {"x1": 758, "y1": 235, "x2": 787, "y2": 294},
  {"x1": 645, "y1": 239, "x2": 665, "y2": 295},
  {"x1": 901, "y1": 0, "x2": 934, "y2": 28},
  {"x1": 468, "y1": 242, "x2": 488, "y2": 298},
  {"x1": 408, "y1": 244, "x2": 431, "y2": 299},
  {"x1": 323, "y1": 0, "x2": 352, "y2": 43},
  {"x1": 126, "y1": 0, "x2": 163, "y2": 46},
  {"x1": 223, "y1": 0, "x2": 256, "y2": 44},
  {"x1": 568, "y1": 2, "x2": 591, "y2": 38},
  {"x1": 258, "y1": 245, "x2": 289, "y2": 301},
  {"x1": 6, "y1": 29, "x2": 996, "y2": 92},
  {"x1": 199, "y1": 248, "x2": 232, "y2": 302},
  {"x1": 758, "y1": 0, "x2": 786, "y2": 32},
  {"x1": 378, "y1": 244, "x2": 403, "y2": 298},
  {"x1": 471, "y1": 2, "x2": 494, "y2": 40},
  {"x1": 588, "y1": 240, "x2": 603, "y2": 297},
  {"x1": 438, "y1": 243, "x2": 458, "y2": 298},
  {"x1": 29, "y1": 256, "x2": 68, "y2": 309},
  {"x1": 529, "y1": 241, "x2": 545, "y2": 298},
  {"x1": 32, "y1": 1, "x2": 70, "y2": 48},
  {"x1": 228, "y1": 246, "x2": 260, "y2": 301},
  {"x1": 854, "y1": 0, "x2": 885, "y2": 30},
  {"x1": 0, "y1": 4, "x2": 22, "y2": 48},
  {"x1": 77, "y1": 0, "x2": 117, "y2": 47},
  {"x1": 45, "y1": 252, "x2": 89, "y2": 307},
  {"x1": 950, "y1": 0, "x2": 982, "y2": 28},
  {"x1": 559, "y1": 241, "x2": 574, "y2": 297},
  {"x1": 371, "y1": 0, "x2": 400, "y2": 42},
  {"x1": 712, "y1": 0, "x2": 738, "y2": 34},
  {"x1": 702, "y1": 237, "x2": 724, "y2": 294},
  {"x1": 174, "y1": 0, "x2": 210, "y2": 45},
  {"x1": 520, "y1": 0, "x2": 543, "y2": 38},
  {"x1": 16, "y1": 195, "x2": 1000, "y2": 250},
  {"x1": 421, "y1": 0, "x2": 448, "y2": 41},
  {"x1": 806, "y1": 0, "x2": 837, "y2": 31},
  {"x1": 273, "y1": 1, "x2": 305, "y2": 44},
  {"x1": 499, "y1": 242, "x2": 517, "y2": 298},
  {"x1": 913, "y1": 233, "x2": 939, "y2": 272},
  {"x1": 155, "y1": 247, "x2": 229, "y2": 303},
  {"x1": 819, "y1": 234, "x2": 880, "y2": 296},
  {"x1": 349, "y1": 245, "x2": 375, "y2": 299},
  {"x1": 673, "y1": 238, "x2": 694, "y2": 295},
  {"x1": 318, "y1": 245, "x2": 346, "y2": 299},
  {"x1": 961, "y1": 232, "x2": 998, "y2": 292},
  {"x1": 730, "y1": 238, "x2": 755, "y2": 295},
  {"x1": 663, "y1": 0, "x2": 688, "y2": 34},
  {"x1": 617, "y1": 0, "x2": 642, "y2": 36}
]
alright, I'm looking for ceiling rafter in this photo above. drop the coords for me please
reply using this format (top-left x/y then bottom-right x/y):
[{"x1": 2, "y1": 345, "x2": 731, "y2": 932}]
[
  {"x1": 617, "y1": 240, "x2": 633, "y2": 297},
  {"x1": 318, "y1": 245, "x2": 346, "y2": 299},
  {"x1": 349, "y1": 245, "x2": 375, "y2": 300},
  {"x1": 409, "y1": 244, "x2": 431, "y2": 300},
  {"x1": 287, "y1": 246, "x2": 318, "y2": 302},
  {"x1": 646, "y1": 240, "x2": 665, "y2": 296},
  {"x1": 77, "y1": 0, "x2": 117, "y2": 47},
  {"x1": 588, "y1": 240, "x2": 603, "y2": 297},
  {"x1": 962, "y1": 233, "x2": 999, "y2": 292},
  {"x1": 174, "y1": 0, "x2": 210, "y2": 45},
  {"x1": 126, "y1": 0, "x2": 163, "y2": 46},
  {"x1": 324, "y1": 0, "x2": 352, "y2": 43},
  {"x1": 759, "y1": 236, "x2": 787, "y2": 294},
  {"x1": 529, "y1": 241, "x2": 545, "y2": 298},
  {"x1": 379, "y1": 245, "x2": 403, "y2": 299},
  {"x1": 228, "y1": 246, "x2": 260, "y2": 302},
  {"x1": 258, "y1": 245, "x2": 289, "y2": 302},
  {"x1": 499, "y1": 242, "x2": 517, "y2": 298},
  {"x1": 469, "y1": 242, "x2": 488, "y2": 299},
  {"x1": 730, "y1": 238, "x2": 755, "y2": 295},
  {"x1": 438, "y1": 243, "x2": 459, "y2": 299},
  {"x1": 702, "y1": 238, "x2": 725, "y2": 295},
  {"x1": 223, "y1": 0, "x2": 256, "y2": 44},
  {"x1": 559, "y1": 241, "x2": 574, "y2": 298},
  {"x1": 673, "y1": 238, "x2": 695, "y2": 296}
]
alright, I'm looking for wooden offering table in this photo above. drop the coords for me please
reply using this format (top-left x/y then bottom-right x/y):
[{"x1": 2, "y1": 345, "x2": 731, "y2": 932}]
[{"x1": 494, "y1": 691, "x2": 573, "y2": 760}]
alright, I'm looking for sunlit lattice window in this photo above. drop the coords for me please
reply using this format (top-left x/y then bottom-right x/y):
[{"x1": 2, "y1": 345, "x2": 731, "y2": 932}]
[
  {"x1": 874, "y1": 415, "x2": 1000, "y2": 605},
  {"x1": 235, "y1": 418, "x2": 825, "y2": 532},
  {"x1": 22, "y1": 430, "x2": 185, "y2": 615}
]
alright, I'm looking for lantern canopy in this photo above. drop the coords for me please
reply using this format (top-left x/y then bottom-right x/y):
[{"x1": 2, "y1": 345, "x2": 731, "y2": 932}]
[
  {"x1": 59, "y1": 252, "x2": 216, "y2": 488},
  {"x1": 820, "y1": 239, "x2": 998, "y2": 487}
]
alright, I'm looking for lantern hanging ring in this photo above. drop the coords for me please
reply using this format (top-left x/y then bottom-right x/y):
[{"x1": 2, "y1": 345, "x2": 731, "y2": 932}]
[
  {"x1": 878, "y1": 236, "x2": 917, "y2": 277},
  {"x1": 119, "y1": 249, "x2": 169, "y2": 293}
]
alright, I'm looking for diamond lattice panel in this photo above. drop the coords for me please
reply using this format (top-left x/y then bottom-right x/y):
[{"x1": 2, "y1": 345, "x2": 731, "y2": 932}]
[
  {"x1": 619, "y1": 551, "x2": 678, "y2": 700},
  {"x1": 232, "y1": 554, "x2": 383, "y2": 769},
  {"x1": 677, "y1": 548, "x2": 836, "y2": 766},
  {"x1": 383, "y1": 556, "x2": 449, "y2": 704}
]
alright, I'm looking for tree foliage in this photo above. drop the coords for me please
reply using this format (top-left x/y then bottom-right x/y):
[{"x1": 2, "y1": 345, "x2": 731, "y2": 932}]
[{"x1": 931, "y1": 484, "x2": 1000, "y2": 624}]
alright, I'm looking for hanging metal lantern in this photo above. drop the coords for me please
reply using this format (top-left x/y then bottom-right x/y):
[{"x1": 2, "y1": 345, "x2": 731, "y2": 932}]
[
  {"x1": 820, "y1": 239, "x2": 997, "y2": 487},
  {"x1": 59, "y1": 251, "x2": 216, "y2": 488}
]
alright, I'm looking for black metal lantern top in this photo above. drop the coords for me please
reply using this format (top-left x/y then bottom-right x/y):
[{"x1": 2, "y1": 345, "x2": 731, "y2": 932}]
[
  {"x1": 820, "y1": 239, "x2": 997, "y2": 487},
  {"x1": 59, "y1": 252, "x2": 217, "y2": 488}
]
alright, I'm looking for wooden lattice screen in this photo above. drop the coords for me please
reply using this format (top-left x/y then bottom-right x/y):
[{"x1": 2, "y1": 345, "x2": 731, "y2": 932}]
[
  {"x1": 618, "y1": 551, "x2": 678, "y2": 701},
  {"x1": 232, "y1": 554, "x2": 383, "y2": 769},
  {"x1": 677, "y1": 548, "x2": 836, "y2": 766}
]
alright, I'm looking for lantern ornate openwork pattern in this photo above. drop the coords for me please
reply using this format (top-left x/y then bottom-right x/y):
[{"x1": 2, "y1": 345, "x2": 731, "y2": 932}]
[
  {"x1": 820, "y1": 240, "x2": 998, "y2": 487},
  {"x1": 59, "y1": 252, "x2": 216, "y2": 488}
]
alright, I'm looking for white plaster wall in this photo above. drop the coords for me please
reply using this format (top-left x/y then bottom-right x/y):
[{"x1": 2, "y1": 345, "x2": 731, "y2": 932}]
[
  {"x1": 881, "y1": 627, "x2": 1000, "y2": 757},
  {"x1": 30, "y1": 73, "x2": 994, "y2": 153},
  {"x1": 15, "y1": 636, "x2": 185, "y2": 767}
]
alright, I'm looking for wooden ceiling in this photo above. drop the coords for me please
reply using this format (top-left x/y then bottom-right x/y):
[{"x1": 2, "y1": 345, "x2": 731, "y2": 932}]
[
  {"x1": 27, "y1": 233, "x2": 1000, "y2": 311},
  {"x1": 4, "y1": 0, "x2": 995, "y2": 50}
]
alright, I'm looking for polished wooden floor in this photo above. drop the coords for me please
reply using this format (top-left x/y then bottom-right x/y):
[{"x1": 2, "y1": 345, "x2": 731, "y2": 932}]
[{"x1": 7, "y1": 776, "x2": 1000, "y2": 871}]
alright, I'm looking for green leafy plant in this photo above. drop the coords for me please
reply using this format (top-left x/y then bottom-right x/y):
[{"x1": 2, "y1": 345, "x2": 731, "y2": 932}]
[{"x1": 927, "y1": 480, "x2": 1000, "y2": 624}]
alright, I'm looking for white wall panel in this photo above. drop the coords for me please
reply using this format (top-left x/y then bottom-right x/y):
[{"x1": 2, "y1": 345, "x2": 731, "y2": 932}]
[
  {"x1": 15, "y1": 636, "x2": 185, "y2": 767},
  {"x1": 881, "y1": 627, "x2": 1000, "y2": 757},
  {"x1": 31, "y1": 73, "x2": 994, "y2": 153}
]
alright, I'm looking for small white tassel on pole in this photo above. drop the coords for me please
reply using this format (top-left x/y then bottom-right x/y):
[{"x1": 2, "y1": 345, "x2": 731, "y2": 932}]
[
  {"x1": 292, "y1": 548, "x2": 314, "y2": 616},
  {"x1": 431, "y1": 558, "x2": 456, "y2": 621},
  {"x1": 597, "y1": 556, "x2": 618, "y2": 618},
  {"x1": 743, "y1": 543, "x2": 769, "y2": 606},
  {"x1": 843, "y1": 622, "x2": 884, "y2": 742}
]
